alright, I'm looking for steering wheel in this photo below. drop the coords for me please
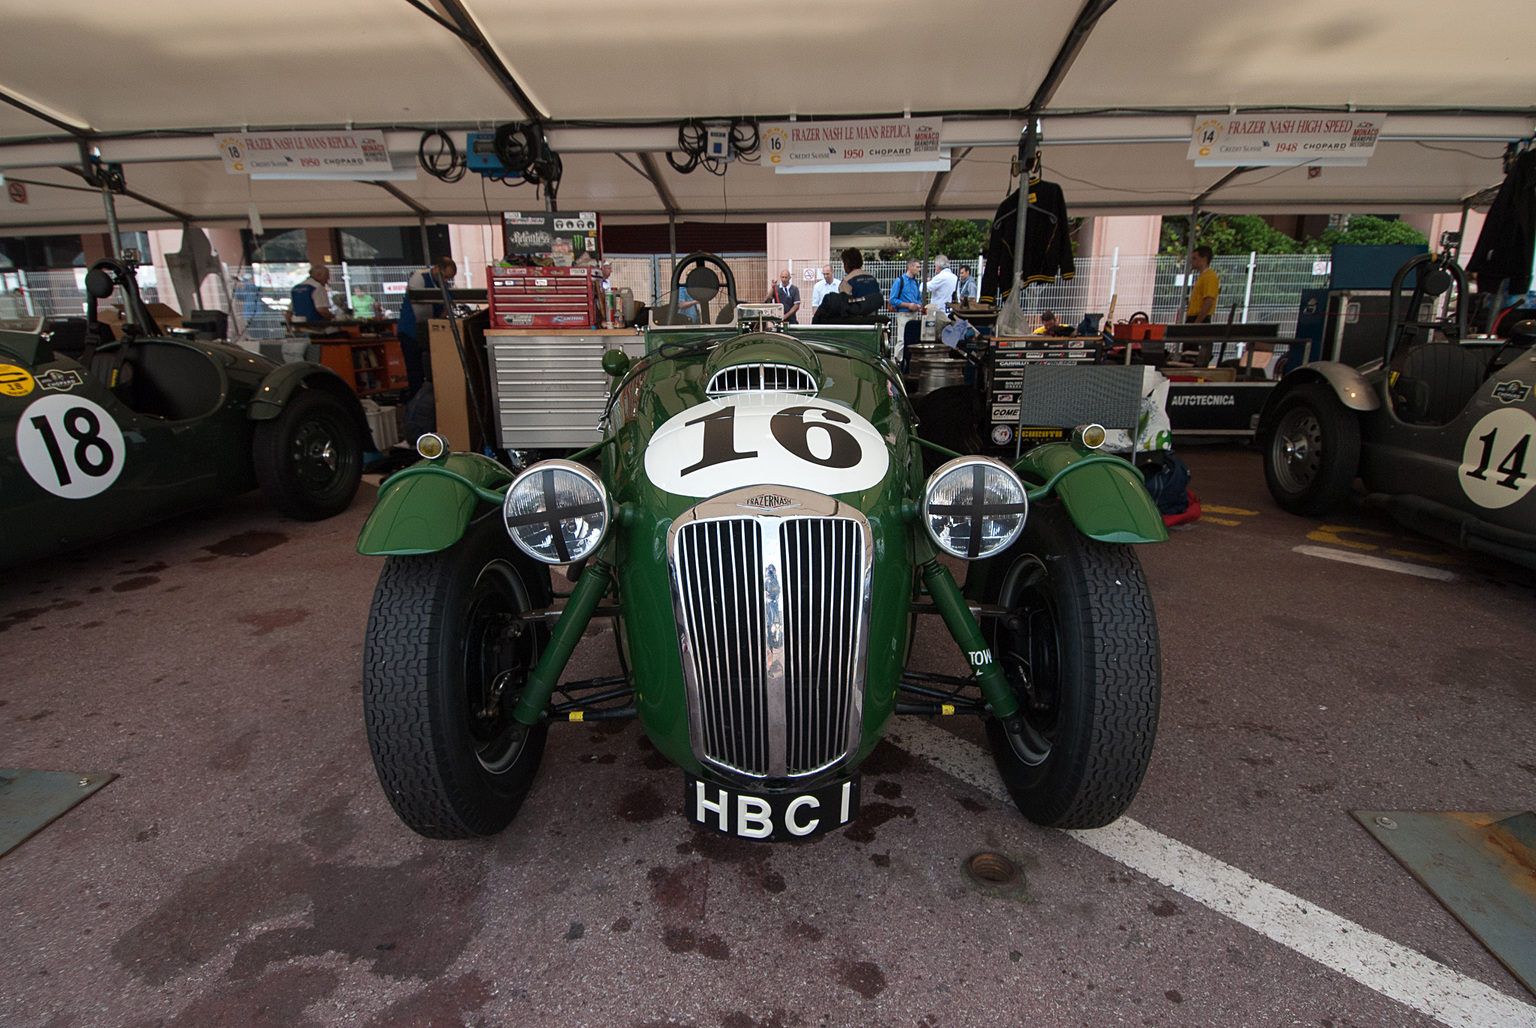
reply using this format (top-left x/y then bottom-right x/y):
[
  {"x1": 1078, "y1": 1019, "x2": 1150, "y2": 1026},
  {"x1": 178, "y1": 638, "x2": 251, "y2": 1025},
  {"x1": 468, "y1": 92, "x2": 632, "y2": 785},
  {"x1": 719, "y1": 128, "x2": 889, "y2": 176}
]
[
  {"x1": 664, "y1": 252, "x2": 738, "y2": 326},
  {"x1": 1488, "y1": 318, "x2": 1536, "y2": 372}
]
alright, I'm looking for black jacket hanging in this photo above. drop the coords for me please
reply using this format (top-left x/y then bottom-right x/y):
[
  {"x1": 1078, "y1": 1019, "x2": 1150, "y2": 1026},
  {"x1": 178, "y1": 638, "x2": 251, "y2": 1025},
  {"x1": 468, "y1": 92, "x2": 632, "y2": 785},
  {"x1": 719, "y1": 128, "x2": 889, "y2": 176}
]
[
  {"x1": 980, "y1": 177, "x2": 1074, "y2": 304},
  {"x1": 1467, "y1": 148, "x2": 1536, "y2": 295}
]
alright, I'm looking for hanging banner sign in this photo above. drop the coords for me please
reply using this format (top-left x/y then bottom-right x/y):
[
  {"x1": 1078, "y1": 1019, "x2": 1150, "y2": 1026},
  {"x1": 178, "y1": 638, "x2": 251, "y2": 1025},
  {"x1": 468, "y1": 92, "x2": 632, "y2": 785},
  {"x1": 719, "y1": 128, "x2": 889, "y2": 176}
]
[
  {"x1": 761, "y1": 117, "x2": 946, "y2": 173},
  {"x1": 216, "y1": 130, "x2": 393, "y2": 175},
  {"x1": 1189, "y1": 113, "x2": 1386, "y2": 167}
]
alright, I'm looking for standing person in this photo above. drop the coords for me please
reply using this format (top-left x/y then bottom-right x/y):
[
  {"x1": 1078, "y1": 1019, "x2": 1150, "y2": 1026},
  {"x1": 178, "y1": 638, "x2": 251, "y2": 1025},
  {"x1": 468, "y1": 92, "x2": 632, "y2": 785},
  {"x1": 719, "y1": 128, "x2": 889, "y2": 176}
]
[
  {"x1": 599, "y1": 261, "x2": 614, "y2": 293},
  {"x1": 926, "y1": 255, "x2": 958, "y2": 310},
  {"x1": 351, "y1": 283, "x2": 377, "y2": 319},
  {"x1": 889, "y1": 259, "x2": 924, "y2": 313},
  {"x1": 289, "y1": 265, "x2": 334, "y2": 323},
  {"x1": 1032, "y1": 311, "x2": 1059, "y2": 335},
  {"x1": 768, "y1": 269, "x2": 801, "y2": 323},
  {"x1": 233, "y1": 275, "x2": 261, "y2": 329},
  {"x1": 955, "y1": 264, "x2": 979, "y2": 303},
  {"x1": 396, "y1": 256, "x2": 457, "y2": 401},
  {"x1": 838, "y1": 248, "x2": 882, "y2": 307},
  {"x1": 811, "y1": 266, "x2": 840, "y2": 317},
  {"x1": 1185, "y1": 245, "x2": 1219, "y2": 323},
  {"x1": 888, "y1": 259, "x2": 925, "y2": 371}
]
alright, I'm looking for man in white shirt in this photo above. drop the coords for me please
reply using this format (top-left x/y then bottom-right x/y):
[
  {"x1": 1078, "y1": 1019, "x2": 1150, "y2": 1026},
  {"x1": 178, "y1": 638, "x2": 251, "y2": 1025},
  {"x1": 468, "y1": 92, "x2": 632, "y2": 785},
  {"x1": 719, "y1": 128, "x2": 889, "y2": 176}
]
[
  {"x1": 810, "y1": 266, "x2": 841, "y2": 316},
  {"x1": 926, "y1": 255, "x2": 958, "y2": 310}
]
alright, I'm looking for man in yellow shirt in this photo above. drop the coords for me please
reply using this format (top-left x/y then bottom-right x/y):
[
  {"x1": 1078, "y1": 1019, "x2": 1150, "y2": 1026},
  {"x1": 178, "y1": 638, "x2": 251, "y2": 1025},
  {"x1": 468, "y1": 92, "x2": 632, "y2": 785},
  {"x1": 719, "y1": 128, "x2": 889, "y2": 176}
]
[{"x1": 1185, "y1": 245, "x2": 1218, "y2": 323}]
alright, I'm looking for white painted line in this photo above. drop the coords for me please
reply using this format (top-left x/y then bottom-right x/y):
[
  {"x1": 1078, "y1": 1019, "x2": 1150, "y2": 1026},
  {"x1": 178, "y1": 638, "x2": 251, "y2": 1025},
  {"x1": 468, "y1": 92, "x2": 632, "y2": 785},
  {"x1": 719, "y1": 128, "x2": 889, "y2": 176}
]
[
  {"x1": 883, "y1": 721, "x2": 1536, "y2": 1028},
  {"x1": 1293, "y1": 544, "x2": 1459, "y2": 581}
]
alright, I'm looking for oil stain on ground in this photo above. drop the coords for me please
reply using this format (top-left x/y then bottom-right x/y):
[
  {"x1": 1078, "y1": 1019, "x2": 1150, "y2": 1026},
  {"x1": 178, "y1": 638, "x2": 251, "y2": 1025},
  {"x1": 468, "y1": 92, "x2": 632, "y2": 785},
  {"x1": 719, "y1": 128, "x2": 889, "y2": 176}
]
[
  {"x1": 834, "y1": 958, "x2": 886, "y2": 999},
  {"x1": 0, "y1": 598, "x2": 82, "y2": 633},
  {"x1": 203, "y1": 531, "x2": 289, "y2": 558},
  {"x1": 111, "y1": 841, "x2": 487, "y2": 988},
  {"x1": 236, "y1": 608, "x2": 310, "y2": 636}
]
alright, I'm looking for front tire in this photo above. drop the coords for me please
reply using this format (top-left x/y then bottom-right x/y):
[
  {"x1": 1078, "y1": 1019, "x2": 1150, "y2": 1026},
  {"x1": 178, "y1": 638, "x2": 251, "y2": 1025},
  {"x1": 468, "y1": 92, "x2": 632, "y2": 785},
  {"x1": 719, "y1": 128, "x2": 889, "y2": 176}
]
[
  {"x1": 1263, "y1": 382, "x2": 1360, "y2": 516},
  {"x1": 253, "y1": 388, "x2": 364, "y2": 520},
  {"x1": 982, "y1": 502, "x2": 1161, "y2": 829},
  {"x1": 363, "y1": 515, "x2": 552, "y2": 838}
]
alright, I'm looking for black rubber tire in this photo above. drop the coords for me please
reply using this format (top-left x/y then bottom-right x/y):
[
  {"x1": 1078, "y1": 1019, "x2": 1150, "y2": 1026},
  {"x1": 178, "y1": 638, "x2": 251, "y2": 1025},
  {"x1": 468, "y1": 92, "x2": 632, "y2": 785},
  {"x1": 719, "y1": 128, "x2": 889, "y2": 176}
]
[
  {"x1": 1262, "y1": 382, "x2": 1360, "y2": 516},
  {"x1": 362, "y1": 515, "x2": 552, "y2": 838},
  {"x1": 253, "y1": 388, "x2": 364, "y2": 520},
  {"x1": 981, "y1": 502, "x2": 1161, "y2": 829}
]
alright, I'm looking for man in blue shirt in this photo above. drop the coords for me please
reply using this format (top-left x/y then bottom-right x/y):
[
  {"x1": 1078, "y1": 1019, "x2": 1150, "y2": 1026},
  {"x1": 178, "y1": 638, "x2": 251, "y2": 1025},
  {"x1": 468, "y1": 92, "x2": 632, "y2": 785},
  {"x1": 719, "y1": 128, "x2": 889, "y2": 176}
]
[
  {"x1": 397, "y1": 257, "x2": 457, "y2": 401},
  {"x1": 888, "y1": 259, "x2": 925, "y2": 371},
  {"x1": 290, "y1": 265, "x2": 333, "y2": 323},
  {"x1": 889, "y1": 259, "x2": 924, "y2": 313}
]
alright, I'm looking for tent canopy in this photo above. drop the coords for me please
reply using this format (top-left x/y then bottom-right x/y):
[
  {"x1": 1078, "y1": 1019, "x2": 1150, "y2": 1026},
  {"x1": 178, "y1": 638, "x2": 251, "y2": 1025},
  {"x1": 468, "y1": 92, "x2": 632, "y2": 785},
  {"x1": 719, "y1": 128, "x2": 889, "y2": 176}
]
[{"x1": 1, "y1": 0, "x2": 1532, "y2": 233}]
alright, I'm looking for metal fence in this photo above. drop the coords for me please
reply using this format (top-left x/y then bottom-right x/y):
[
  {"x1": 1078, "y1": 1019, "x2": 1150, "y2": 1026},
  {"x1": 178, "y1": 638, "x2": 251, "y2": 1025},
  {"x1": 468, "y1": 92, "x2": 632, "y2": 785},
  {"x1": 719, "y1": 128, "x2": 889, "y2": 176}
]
[
  {"x1": 3, "y1": 252, "x2": 1335, "y2": 339},
  {"x1": 847, "y1": 254, "x2": 1330, "y2": 335}
]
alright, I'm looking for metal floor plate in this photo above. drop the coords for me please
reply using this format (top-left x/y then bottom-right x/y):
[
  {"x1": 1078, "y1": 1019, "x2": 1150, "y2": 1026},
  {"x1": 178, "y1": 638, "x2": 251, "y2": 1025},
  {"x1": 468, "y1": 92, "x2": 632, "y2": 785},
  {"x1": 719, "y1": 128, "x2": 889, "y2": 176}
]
[
  {"x1": 0, "y1": 768, "x2": 116, "y2": 859},
  {"x1": 1354, "y1": 810, "x2": 1536, "y2": 996}
]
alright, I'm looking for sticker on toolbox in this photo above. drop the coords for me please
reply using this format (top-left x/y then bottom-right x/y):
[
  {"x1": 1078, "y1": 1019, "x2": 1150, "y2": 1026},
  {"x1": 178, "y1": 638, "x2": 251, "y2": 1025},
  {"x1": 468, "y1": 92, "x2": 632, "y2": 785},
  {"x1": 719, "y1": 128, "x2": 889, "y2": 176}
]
[{"x1": 992, "y1": 405, "x2": 1020, "y2": 421}]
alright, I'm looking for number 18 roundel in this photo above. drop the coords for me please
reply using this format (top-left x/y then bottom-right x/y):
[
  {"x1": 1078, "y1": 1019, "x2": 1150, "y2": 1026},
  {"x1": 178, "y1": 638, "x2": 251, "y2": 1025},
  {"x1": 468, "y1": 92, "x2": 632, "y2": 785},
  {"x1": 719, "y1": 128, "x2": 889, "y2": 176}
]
[
  {"x1": 16, "y1": 395, "x2": 126, "y2": 500},
  {"x1": 644, "y1": 395, "x2": 890, "y2": 499}
]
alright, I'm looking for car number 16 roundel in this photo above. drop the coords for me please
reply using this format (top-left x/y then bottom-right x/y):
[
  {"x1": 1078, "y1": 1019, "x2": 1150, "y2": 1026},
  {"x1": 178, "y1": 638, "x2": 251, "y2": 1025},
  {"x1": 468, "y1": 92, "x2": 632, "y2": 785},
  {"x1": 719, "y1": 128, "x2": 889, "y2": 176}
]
[
  {"x1": 644, "y1": 394, "x2": 890, "y2": 499},
  {"x1": 16, "y1": 394, "x2": 126, "y2": 499}
]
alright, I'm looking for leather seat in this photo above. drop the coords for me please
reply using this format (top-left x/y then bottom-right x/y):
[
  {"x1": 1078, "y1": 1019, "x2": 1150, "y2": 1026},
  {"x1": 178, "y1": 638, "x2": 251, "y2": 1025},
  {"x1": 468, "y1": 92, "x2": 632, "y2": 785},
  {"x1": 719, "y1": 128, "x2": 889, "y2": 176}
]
[{"x1": 1393, "y1": 343, "x2": 1487, "y2": 425}]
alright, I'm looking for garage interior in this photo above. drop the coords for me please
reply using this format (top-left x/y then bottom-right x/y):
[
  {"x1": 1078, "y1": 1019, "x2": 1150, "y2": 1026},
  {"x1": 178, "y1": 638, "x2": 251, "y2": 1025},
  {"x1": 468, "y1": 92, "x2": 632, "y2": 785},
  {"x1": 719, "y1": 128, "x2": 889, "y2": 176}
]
[{"x1": 3, "y1": 2, "x2": 1535, "y2": 1026}]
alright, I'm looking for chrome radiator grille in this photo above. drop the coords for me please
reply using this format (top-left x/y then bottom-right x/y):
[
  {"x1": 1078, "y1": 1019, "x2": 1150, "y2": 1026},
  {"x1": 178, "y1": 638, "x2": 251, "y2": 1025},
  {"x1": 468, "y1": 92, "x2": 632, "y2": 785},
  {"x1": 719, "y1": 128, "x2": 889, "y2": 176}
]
[
  {"x1": 672, "y1": 518, "x2": 770, "y2": 775},
  {"x1": 669, "y1": 489, "x2": 871, "y2": 781},
  {"x1": 781, "y1": 519, "x2": 863, "y2": 775},
  {"x1": 705, "y1": 363, "x2": 817, "y2": 397}
]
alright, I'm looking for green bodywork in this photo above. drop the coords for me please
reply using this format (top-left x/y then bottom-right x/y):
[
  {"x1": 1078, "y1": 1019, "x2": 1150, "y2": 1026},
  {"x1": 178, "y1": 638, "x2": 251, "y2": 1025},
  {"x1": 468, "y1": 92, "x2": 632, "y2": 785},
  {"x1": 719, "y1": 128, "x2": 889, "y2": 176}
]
[
  {"x1": 1015, "y1": 443, "x2": 1169, "y2": 544},
  {"x1": 355, "y1": 452, "x2": 516, "y2": 555},
  {"x1": 356, "y1": 322, "x2": 1165, "y2": 783}
]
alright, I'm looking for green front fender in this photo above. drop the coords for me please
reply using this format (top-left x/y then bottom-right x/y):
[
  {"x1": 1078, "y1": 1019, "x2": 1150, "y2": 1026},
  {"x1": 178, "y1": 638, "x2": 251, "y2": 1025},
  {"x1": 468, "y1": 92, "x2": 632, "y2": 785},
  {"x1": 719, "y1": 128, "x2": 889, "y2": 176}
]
[
  {"x1": 249, "y1": 361, "x2": 352, "y2": 420},
  {"x1": 356, "y1": 453, "x2": 515, "y2": 555},
  {"x1": 1015, "y1": 443, "x2": 1168, "y2": 544}
]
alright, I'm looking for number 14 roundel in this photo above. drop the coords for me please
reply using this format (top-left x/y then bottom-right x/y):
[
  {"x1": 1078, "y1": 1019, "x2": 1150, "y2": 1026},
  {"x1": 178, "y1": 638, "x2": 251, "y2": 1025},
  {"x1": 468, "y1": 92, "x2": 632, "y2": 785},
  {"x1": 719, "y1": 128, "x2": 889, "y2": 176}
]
[
  {"x1": 644, "y1": 395, "x2": 890, "y2": 499},
  {"x1": 16, "y1": 395, "x2": 126, "y2": 499},
  {"x1": 1459, "y1": 407, "x2": 1536, "y2": 510}
]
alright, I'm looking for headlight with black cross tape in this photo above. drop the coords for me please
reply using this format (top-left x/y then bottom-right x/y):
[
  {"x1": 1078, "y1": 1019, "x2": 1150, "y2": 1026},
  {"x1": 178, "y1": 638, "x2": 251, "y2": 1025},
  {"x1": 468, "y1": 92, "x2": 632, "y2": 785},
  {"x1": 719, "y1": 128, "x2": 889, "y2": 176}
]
[
  {"x1": 921, "y1": 456, "x2": 1029, "y2": 560},
  {"x1": 502, "y1": 460, "x2": 611, "y2": 565}
]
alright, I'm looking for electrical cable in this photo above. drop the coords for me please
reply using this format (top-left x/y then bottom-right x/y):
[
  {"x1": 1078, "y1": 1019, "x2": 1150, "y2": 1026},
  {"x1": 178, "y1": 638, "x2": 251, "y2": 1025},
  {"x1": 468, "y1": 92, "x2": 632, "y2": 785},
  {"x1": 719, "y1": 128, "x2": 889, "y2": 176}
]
[{"x1": 417, "y1": 129, "x2": 466, "y2": 183}]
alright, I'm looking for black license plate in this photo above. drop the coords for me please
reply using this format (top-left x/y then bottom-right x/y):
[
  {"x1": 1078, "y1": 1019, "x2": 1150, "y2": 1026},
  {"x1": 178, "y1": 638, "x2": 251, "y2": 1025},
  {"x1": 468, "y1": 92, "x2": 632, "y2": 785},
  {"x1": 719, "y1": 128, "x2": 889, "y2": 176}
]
[{"x1": 684, "y1": 773, "x2": 860, "y2": 841}]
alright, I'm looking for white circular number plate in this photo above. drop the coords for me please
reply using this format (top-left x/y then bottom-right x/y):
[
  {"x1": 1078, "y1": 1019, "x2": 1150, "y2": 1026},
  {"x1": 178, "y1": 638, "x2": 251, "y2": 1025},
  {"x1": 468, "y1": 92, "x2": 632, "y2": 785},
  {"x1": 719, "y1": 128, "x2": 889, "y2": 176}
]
[
  {"x1": 644, "y1": 395, "x2": 890, "y2": 499},
  {"x1": 1458, "y1": 407, "x2": 1536, "y2": 509},
  {"x1": 16, "y1": 395, "x2": 126, "y2": 499}
]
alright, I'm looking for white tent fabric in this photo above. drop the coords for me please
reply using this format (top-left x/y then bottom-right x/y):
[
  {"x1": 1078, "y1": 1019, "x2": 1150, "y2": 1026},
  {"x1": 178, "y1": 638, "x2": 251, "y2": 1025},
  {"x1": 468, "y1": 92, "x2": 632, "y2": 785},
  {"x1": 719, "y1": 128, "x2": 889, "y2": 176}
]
[{"x1": 1, "y1": 0, "x2": 1532, "y2": 232}]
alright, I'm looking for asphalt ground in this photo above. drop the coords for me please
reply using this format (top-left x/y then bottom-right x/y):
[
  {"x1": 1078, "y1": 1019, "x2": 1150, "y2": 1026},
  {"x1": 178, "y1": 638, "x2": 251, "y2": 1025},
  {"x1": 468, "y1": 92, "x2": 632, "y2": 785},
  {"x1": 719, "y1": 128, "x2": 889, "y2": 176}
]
[{"x1": 2, "y1": 443, "x2": 1534, "y2": 1028}]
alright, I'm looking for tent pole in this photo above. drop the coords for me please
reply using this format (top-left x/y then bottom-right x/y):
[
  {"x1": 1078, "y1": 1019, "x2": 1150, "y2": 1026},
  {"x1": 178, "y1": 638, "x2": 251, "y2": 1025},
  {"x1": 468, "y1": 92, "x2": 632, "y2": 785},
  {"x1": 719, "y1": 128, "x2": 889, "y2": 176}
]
[
  {"x1": 419, "y1": 217, "x2": 432, "y2": 263},
  {"x1": 100, "y1": 185, "x2": 122, "y2": 259},
  {"x1": 922, "y1": 214, "x2": 930, "y2": 282},
  {"x1": 1181, "y1": 203, "x2": 1199, "y2": 321}
]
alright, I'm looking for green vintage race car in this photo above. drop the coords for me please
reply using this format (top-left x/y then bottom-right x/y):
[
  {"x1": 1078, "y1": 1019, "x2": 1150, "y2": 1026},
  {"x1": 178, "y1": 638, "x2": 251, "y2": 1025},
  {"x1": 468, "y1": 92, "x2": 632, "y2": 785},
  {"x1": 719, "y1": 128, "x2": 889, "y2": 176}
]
[
  {"x1": 1, "y1": 259, "x2": 367, "y2": 570},
  {"x1": 359, "y1": 254, "x2": 1167, "y2": 842}
]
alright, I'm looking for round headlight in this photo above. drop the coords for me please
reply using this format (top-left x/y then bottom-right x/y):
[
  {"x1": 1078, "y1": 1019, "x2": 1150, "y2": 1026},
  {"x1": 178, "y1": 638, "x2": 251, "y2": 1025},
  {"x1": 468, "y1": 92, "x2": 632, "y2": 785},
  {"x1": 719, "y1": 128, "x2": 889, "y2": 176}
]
[
  {"x1": 502, "y1": 460, "x2": 610, "y2": 565},
  {"x1": 415, "y1": 432, "x2": 447, "y2": 460},
  {"x1": 922, "y1": 457, "x2": 1028, "y2": 560}
]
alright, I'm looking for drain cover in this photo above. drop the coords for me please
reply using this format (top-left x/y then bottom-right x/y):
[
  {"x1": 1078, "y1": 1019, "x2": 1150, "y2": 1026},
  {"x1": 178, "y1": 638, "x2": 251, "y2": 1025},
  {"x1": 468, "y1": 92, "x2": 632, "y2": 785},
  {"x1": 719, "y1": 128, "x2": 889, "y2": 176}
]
[
  {"x1": 963, "y1": 851, "x2": 1028, "y2": 900},
  {"x1": 967, "y1": 852, "x2": 1019, "y2": 886}
]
